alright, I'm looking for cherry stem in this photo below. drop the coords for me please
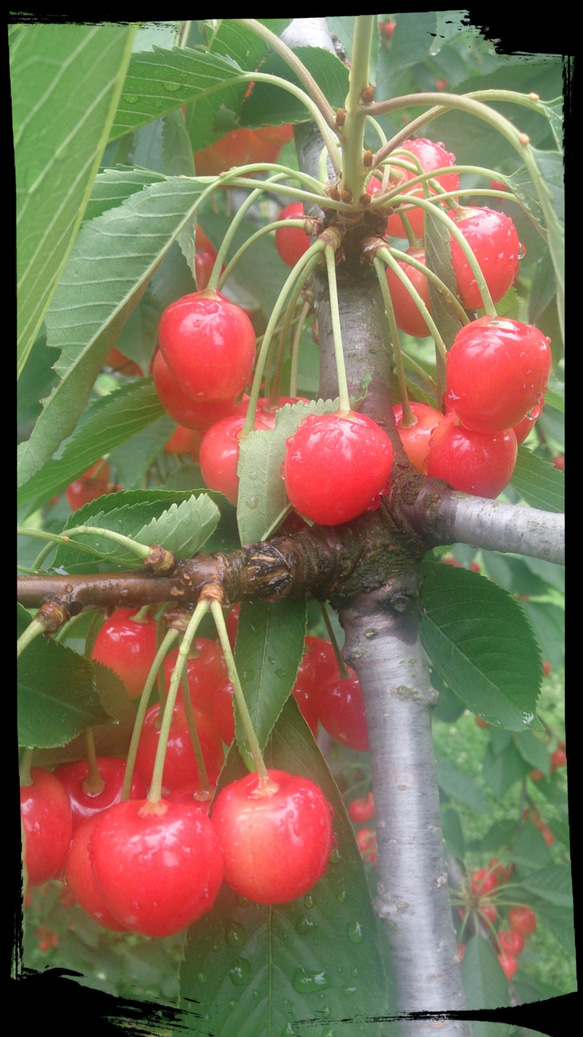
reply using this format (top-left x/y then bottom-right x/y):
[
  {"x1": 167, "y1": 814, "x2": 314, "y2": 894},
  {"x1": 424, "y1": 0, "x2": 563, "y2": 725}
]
[
  {"x1": 147, "y1": 599, "x2": 211, "y2": 805},
  {"x1": 372, "y1": 254, "x2": 414, "y2": 420},
  {"x1": 121, "y1": 626, "x2": 180, "y2": 801},
  {"x1": 16, "y1": 617, "x2": 47, "y2": 659},
  {"x1": 376, "y1": 248, "x2": 449, "y2": 363},
  {"x1": 210, "y1": 598, "x2": 270, "y2": 784},
  {"x1": 324, "y1": 244, "x2": 351, "y2": 415},
  {"x1": 290, "y1": 299, "x2": 312, "y2": 399},
  {"x1": 19, "y1": 747, "x2": 34, "y2": 787},
  {"x1": 318, "y1": 602, "x2": 350, "y2": 679},
  {"x1": 340, "y1": 15, "x2": 375, "y2": 202},
  {"x1": 242, "y1": 242, "x2": 327, "y2": 438},
  {"x1": 81, "y1": 729, "x2": 105, "y2": 796},
  {"x1": 179, "y1": 665, "x2": 212, "y2": 794}
]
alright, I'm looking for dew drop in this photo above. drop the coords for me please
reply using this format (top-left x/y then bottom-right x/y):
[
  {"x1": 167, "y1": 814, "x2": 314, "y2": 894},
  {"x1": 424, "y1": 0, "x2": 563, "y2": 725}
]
[
  {"x1": 225, "y1": 920, "x2": 246, "y2": 946},
  {"x1": 164, "y1": 80, "x2": 181, "y2": 92},
  {"x1": 295, "y1": 915, "x2": 316, "y2": 935},
  {"x1": 229, "y1": 957, "x2": 252, "y2": 986},
  {"x1": 347, "y1": 920, "x2": 364, "y2": 943},
  {"x1": 303, "y1": 894, "x2": 315, "y2": 909},
  {"x1": 292, "y1": 967, "x2": 331, "y2": 992}
]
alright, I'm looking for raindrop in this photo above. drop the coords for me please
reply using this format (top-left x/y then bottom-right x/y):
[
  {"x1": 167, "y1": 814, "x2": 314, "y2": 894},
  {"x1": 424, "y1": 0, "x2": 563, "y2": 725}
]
[
  {"x1": 292, "y1": 967, "x2": 332, "y2": 992},
  {"x1": 295, "y1": 915, "x2": 316, "y2": 935},
  {"x1": 225, "y1": 921, "x2": 246, "y2": 946},
  {"x1": 164, "y1": 80, "x2": 181, "y2": 92},
  {"x1": 347, "y1": 920, "x2": 364, "y2": 943},
  {"x1": 229, "y1": 957, "x2": 252, "y2": 986},
  {"x1": 303, "y1": 894, "x2": 315, "y2": 909}
]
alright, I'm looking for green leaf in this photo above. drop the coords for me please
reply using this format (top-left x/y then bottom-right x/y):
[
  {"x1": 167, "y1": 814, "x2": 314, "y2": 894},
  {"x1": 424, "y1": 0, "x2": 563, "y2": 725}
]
[
  {"x1": 461, "y1": 935, "x2": 510, "y2": 1013},
  {"x1": 436, "y1": 758, "x2": 490, "y2": 812},
  {"x1": 516, "y1": 864, "x2": 574, "y2": 908},
  {"x1": 420, "y1": 561, "x2": 542, "y2": 730},
  {"x1": 17, "y1": 605, "x2": 112, "y2": 748},
  {"x1": 513, "y1": 729, "x2": 551, "y2": 774},
  {"x1": 17, "y1": 176, "x2": 209, "y2": 488},
  {"x1": 17, "y1": 380, "x2": 167, "y2": 513},
  {"x1": 237, "y1": 398, "x2": 339, "y2": 545},
  {"x1": 50, "y1": 489, "x2": 220, "y2": 573},
  {"x1": 510, "y1": 447, "x2": 564, "y2": 511},
  {"x1": 481, "y1": 739, "x2": 531, "y2": 799},
  {"x1": 12, "y1": 22, "x2": 138, "y2": 377},
  {"x1": 233, "y1": 599, "x2": 307, "y2": 768},
  {"x1": 240, "y1": 45, "x2": 349, "y2": 129},
  {"x1": 179, "y1": 698, "x2": 391, "y2": 1035}
]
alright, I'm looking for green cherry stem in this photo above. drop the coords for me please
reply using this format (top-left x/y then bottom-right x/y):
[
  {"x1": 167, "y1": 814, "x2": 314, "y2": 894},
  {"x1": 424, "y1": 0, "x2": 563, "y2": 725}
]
[
  {"x1": 82, "y1": 729, "x2": 106, "y2": 796},
  {"x1": 340, "y1": 15, "x2": 376, "y2": 201},
  {"x1": 146, "y1": 599, "x2": 211, "y2": 805},
  {"x1": 121, "y1": 625, "x2": 180, "y2": 802},
  {"x1": 372, "y1": 254, "x2": 415, "y2": 427},
  {"x1": 324, "y1": 243, "x2": 351, "y2": 416},
  {"x1": 210, "y1": 598, "x2": 270, "y2": 786},
  {"x1": 179, "y1": 666, "x2": 212, "y2": 798}
]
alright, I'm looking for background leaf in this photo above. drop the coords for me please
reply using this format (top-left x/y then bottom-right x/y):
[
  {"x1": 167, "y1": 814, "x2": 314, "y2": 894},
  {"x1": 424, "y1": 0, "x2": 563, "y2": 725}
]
[
  {"x1": 420, "y1": 562, "x2": 542, "y2": 730},
  {"x1": 12, "y1": 22, "x2": 137, "y2": 377}
]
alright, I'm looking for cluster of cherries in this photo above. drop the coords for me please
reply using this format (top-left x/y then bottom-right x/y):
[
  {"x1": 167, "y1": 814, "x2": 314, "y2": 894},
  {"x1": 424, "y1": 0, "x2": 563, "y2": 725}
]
[
  {"x1": 20, "y1": 609, "x2": 374, "y2": 939},
  {"x1": 460, "y1": 861, "x2": 539, "y2": 982}
]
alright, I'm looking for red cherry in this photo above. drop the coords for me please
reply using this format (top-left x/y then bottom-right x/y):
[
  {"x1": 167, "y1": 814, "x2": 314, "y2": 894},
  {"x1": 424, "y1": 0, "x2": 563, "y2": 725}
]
[
  {"x1": 63, "y1": 815, "x2": 128, "y2": 931},
  {"x1": 385, "y1": 138, "x2": 459, "y2": 239},
  {"x1": 199, "y1": 411, "x2": 274, "y2": 505},
  {"x1": 498, "y1": 954, "x2": 519, "y2": 981},
  {"x1": 550, "y1": 747, "x2": 567, "y2": 772},
  {"x1": 152, "y1": 348, "x2": 238, "y2": 430},
  {"x1": 20, "y1": 767, "x2": 73, "y2": 888},
  {"x1": 444, "y1": 316, "x2": 552, "y2": 434},
  {"x1": 253, "y1": 123, "x2": 294, "y2": 146},
  {"x1": 513, "y1": 400, "x2": 544, "y2": 445},
  {"x1": 479, "y1": 902, "x2": 498, "y2": 924},
  {"x1": 317, "y1": 670, "x2": 369, "y2": 752},
  {"x1": 275, "y1": 202, "x2": 312, "y2": 267},
  {"x1": 356, "y1": 826, "x2": 377, "y2": 865},
  {"x1": 66, "y1": 460, "x2": 113, "y2": 511},
  {"x1": 134, "y1": 700, "x2": 224, "y2": 795},
  {"x1": 91, "y1": 607, "x2": 159, "y2": 700},
  {"x1": 212, "y1": 678, "x2": 236, "y2": 745},
  {"x1": 194, "y1": 128, "x2": 256, "y2": 176},
  {"x1": 89, "y1": 798, "x2": 224, "y2": 937},
  {"x1": 211, "y1": 768, "x2": 334, "y2": 904},
  {"x1": 283, "y1": 410, "x2": 394, "y2": 526},
  {"x1": 427, "y1": 412, "x2": 517, "y2": 499},
  {"x1": 163, "y1": 639, "x2": 228, "y2": 715},
  {"x1": 508, "y1": 906, "x2": 537, "y2": 936},
  {"x1": 379, "y1": 19, "x2": 396, "y2": 39},
  {"x1": 165, "y1": 424, "x2": 203, "y2": 460},
  {"x1": 498, "y1": 929, "x2": 525, "y2": 958},
  {"x1": 348, "y1": 791, "x2": 375, "y2": 824},
  {"x1": 470, "y1": 868, "x2": 499, "y2": 896},
  {"x1": 104, "y1": 347, "x2": 143, "y2": 376},
  {"x1": 158, "y1": 289, "x2": 256, "y2": 402},
  {"x1": 393, "y1": 401, "x2": 446, "y2": 473},
  {"x1": 54, "y1": 756, "x2": 147, "y2": 830},
  {"x1": 449, "y1": 206, "x2": 521, "y2": 310},
  {"x1": 385, "y1": 247, "x2": 432, "y2": 337}
]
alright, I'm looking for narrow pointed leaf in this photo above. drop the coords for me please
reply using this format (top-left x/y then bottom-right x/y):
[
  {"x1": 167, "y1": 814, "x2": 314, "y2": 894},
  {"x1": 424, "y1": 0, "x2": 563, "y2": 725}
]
[
  {"x1": 12, "y1": 21, "x2": 137, "y2": 376},
  {"x1": 17, "y1": 176, "x2": 208, "y2": 487}
]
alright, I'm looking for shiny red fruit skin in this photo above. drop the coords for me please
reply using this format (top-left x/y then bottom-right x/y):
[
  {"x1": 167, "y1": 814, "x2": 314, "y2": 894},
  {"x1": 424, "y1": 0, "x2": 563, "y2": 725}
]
[
  {"x1": 135, "y1": 700, "x2": 224, "y2": 795},
  {"x1": 66, "y1": 460, "x2": 112, "y2": 511},
  {"x1": 20, "y1": 767, "x2": 73, "y2": 888},
  {"x1": 164, "y1": 639, "x2": 228, "y2": 715},
  {"x1": 498, "y1": 954, "x2": 519, "y2": 981},
  {"x1": 91, "y1": 608, "x2": 159, "y2": 699},
  {"x1": 63, "y1": 815, "x2": 128, "y2": 931},
  {"x1": 165, "y1": 424, "x2": 202, "y2": 459},
  {"x1": 393, "y1": 401, "x2": 445, "y2": 473},
  {"x1": 470, "y1": 868, "x2": 499, "y2": 896},
  {"x1": 199, "y1": 411, "x2": 274, "y2": 505},
  {"x1": 212, "y1": 678, "x2": 236, "y2": 745},
  {"x1": 498, "y1": 928, "x2": 525, "y2": 957},
  {"x1": 385, "y1": 138, "x2": 459, "y2": 239},
  {"x1": 444, "y1": 316, "x2": 552, "y2": 434},
  {"x1": 385, "y1": 248, "x2": 431, "y2": 337},
  {"x1": 211, "y1": 769, "x2": 334, "y2": 904},
  {"x1": 54, "y1": 756, "x2": 147, "y2": 830},
  {"x1": 275, "y1": 202, "x2": 311, "y2": 267},
  {"x1": 158, "y1": 290, "x2": 256, "y2": 402},
  {"x1": 317, "y1": 670, "x2": 369, "y2": 751},
  {"x1": 194, "y1": 128, "x2": 280, "y2": 176},
  {"x1": 508, "y1": 906, "x2": 537, "y2": 936},
  {"x1": 152, "y1": 348, "x2": 238, "y2": 430},
  {"x1": 427, "y1": 412, "x2": 517, "y2": 499},
  {"x1": 89, "y1": 798, "x2": 224, "y2": 937},
  {"x1": 449, "y1": 206, "x2": 521, "y2": 309},
  {"x1": 283, "y1": 411, "x2": 394, "y2": 526},
  {"x1": 348, "y1": 791, "x2": 375, "y2": 824}
]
